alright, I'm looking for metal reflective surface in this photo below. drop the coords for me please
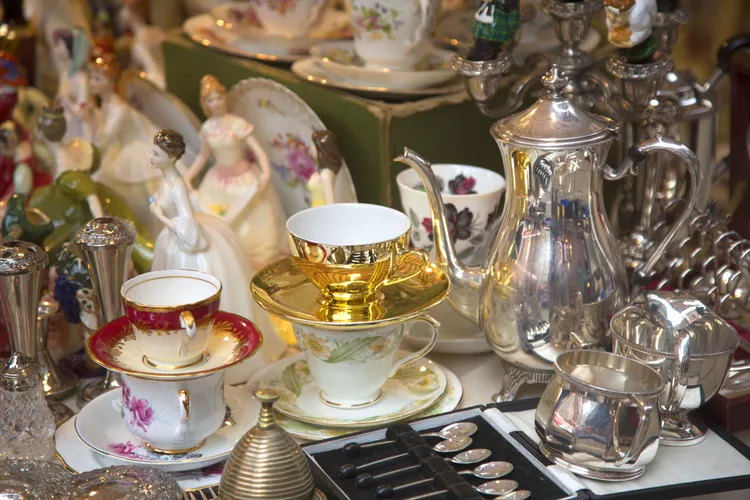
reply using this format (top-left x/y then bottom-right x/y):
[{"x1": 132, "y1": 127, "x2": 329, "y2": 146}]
[
  {"x1": 611, "y1": 291, "x2": 739, "y2": 446},
  {"x1": 450, "y1": 448, "x2": 492, "y2": 464},
  {"x1": 535, "y1": 350, "x2": 663, "y2": 481}
]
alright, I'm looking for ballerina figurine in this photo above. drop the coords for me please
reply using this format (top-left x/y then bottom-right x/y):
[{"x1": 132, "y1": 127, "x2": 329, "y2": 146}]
[
  {"x1": 51, "y1": 26, "x2": 92, "y2": 141},
  {"x1": 150, "y1": 129, "x2": 288, "y2": 384},
  {"x1": 87, "y1": 52, "x2": 168, "y2": 240},
  {"x1": 309, "y1": 130, "x2": 357, "y2": 207},
  {"x1": 185, "y1": 75, "x2": 286, "y2": 271}
]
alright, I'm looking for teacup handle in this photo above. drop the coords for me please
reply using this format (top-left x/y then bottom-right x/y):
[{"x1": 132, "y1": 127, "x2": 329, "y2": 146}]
[
  {"x1": 405, "y1": 0, "x2": 433, "y2": 53},
  {"x1": 666, "y1": 330, "x2": 691, "y2": 412},
  {"x1": 302, "y1": 0, "x2": 327, "y2": 34},
  {"x1": 613, "y1": 395, "x2": 655, "y2": 467},
  {"x1": 178, "y1": 311, "x2": 197, "y2": 360},
  {"x1": 388, "y1": 314, "x2": 440, "y2": 378},
  {"x1": 176, "y1": 389, "x2": 191, "y2": 437},
  {"x1": 382, "y1": 248, "x2": 429, "y2": 288}
]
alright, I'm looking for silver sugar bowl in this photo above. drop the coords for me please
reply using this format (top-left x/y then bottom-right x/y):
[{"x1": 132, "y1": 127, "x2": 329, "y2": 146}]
[
  {"x1": 611, "y1": 291, "x2": 739, "y2": 446},
  {"x1": 535, "y1": 350, "x2": 664, "y2": 481}
]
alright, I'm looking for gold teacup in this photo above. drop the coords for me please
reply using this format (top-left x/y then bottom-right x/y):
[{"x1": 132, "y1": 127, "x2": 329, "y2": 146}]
[{"x1": 286, "y1": 203, "x2": 429, "y2": 307}]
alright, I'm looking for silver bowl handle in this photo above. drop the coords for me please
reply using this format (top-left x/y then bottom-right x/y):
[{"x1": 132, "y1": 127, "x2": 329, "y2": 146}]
[
  {"x1": 666, "y1": 330, "x2": 692, "y2": 412},
  {"x1": 613, "y1": 395, "x2": 655, "y2": 467}
]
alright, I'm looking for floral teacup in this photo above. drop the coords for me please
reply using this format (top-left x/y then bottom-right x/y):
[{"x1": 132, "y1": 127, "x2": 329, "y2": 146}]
[
  {"x1": 250, "y1": 0, "x2": 327, "y2": 38},
  {"x1": 397, "y1": 164, "x2": 506, "y2": 260},
  {"x1": 346, "y1": 0, "x2": 440, "y2": 70},
  {"x1": 121, "y1": 270, "x2": 221, "y2": 369},
  {"x1": 293, "y1": 313, "x2": 439, "y2": 407},
  {"x1": 116, "y1": 373, "x2": 225, "y2": 454}
]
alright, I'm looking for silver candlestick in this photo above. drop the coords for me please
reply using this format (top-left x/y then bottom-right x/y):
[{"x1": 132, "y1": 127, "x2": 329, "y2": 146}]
[
  {"x1": 37, "y1": 298, "x2": 77, "y2": 426},
  {"x1": 73, "y1": 217, "x2": 136, "y2": 408},
  {"x1": 453, "y1": 0, "x2": 616, "y2": 118},
  {"x1": 0, "y1": 241, "x2": 48, "y2": 357}
]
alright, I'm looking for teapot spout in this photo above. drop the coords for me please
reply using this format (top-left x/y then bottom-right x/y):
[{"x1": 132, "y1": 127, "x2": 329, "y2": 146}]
[{"x1": 394, "y1": 148, "x2": 485, "y2": 323}]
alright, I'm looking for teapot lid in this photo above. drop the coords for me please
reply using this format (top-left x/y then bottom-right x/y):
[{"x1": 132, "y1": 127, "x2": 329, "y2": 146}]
[{"x1": 492, "y1": 65, "x2": 619, "y2": 149}]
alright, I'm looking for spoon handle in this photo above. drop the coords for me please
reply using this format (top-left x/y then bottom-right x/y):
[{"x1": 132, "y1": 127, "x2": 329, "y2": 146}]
[
  {"x1": 375, "y1": 477, "x2": 434, "y2": 499},
  {"x1": 373, "y1": 463, "x2": 419, "y2": 480}
]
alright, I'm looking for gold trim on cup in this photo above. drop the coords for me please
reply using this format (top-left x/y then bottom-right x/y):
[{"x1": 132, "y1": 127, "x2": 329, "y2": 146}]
[
  {"x1": 121, "y1": 270, "x2": 223, "y2": 313},
  {"x1": 142, "y1": 439, "x2": 205, "y2": 455},
  {"x1": 319, "y1": 390, "x2": 383, "y2": 409},
  {"x1": 141, "y1": 351, "x2": 210, "y2": 371}
]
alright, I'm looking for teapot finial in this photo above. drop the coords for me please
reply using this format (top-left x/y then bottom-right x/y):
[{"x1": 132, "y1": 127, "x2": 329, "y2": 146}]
[{"x1": 541, "y1": 65, "x2": 568, "y2": 97}]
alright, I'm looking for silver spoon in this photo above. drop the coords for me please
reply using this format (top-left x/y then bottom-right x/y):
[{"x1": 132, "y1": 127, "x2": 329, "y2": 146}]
[
  {"x1": 374, "y1": 462, "x2": 514, "y2": 498},
  {"x1": 403, "y1": 479, "x2": 519, "y2": 500},
  {"x1": 355, "y1": 449, "x2": 494, "y2": 488},
  {"x1": 343, "y1": 422, "x2": 478, "y2": 456},
  {"x1": 434, "y1": 436, "x2": 472, "y2": 453},
  {"x1": 339, "y1": 442, "x2": 479, "y2": 478}
]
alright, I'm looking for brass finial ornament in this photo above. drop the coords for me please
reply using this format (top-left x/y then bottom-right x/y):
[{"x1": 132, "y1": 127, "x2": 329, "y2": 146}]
[{"x1": 220, "y1": 389, "x2": 318, "y2": 500}]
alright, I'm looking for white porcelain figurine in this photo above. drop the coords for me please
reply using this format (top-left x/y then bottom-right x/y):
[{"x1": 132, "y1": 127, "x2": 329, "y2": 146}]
[
  {"x1": 185, "y1": 75, "x2": 286, "y2": 271},
  {"x1": 87, "y1": 53, "x2": 170, "y2": 240},
  {"x1": 51, "y1": 26, "x2": 92, "y2": 141},
  {"x1": 150, "y1": 129, "x2": 287, "y2": 384},
  {"x1": 604, "y1": 0, "x2": 657, "y2": 48},
  {"x1": 120, "y1": 0, "x2": 167, "y2": 90}
]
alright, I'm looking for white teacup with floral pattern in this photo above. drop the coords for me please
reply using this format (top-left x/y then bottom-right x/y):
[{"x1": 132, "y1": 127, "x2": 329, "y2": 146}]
[
  {"x1": 397, "y1": 164, "x2": 506, "y2": 260},
  {"x1": 115, "y1": 373, "x2": 225, "y2": 454},
  {"x1": 346, "y1": 0, "x2": 440, "y2": 70},
  {"x1": 250, "y1": 0, "x2": 327, "y2": 38},
  {"x1": 293, "y1": 314, "x2": 439, "y2": 407}
]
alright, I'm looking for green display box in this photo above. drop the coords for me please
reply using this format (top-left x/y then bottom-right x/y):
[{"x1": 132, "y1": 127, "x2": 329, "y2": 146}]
[{"x1": 163, "y1": 38, "x2": 505, "y2": 209}]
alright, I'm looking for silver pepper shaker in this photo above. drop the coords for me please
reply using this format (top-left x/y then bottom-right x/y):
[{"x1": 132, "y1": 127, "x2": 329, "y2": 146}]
[
  {"x1": 0, "y1": 353, "x2": 56, "y2": 460},
  {"x1": 73, "y1": 217, "x2": 136, "y2": 408},
  {"x1": 0, "y1": 240, "x2": 48, "y2": 357}
]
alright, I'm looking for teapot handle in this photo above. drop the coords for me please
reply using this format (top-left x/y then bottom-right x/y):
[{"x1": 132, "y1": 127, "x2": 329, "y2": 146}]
[
  {"x1": 603, "y1": 136, "x2": 702, "y2": 291},
  {"x1": 613, "y1": 395, "x2": 655, "y2": 467}
]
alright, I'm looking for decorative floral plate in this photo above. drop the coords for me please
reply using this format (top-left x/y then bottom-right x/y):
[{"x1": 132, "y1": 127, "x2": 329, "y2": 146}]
[
  {"x1": 212, "y1": 2, "x2": 352, "y2": 43},
  {"x1": 118, "y1": 70, "x2": 202, "y2": 169},
  {"x1": 246, "y1": 354, "x2": 463, "y2": 440},
  {"x1": 183, "y1": 14, "x2": 306, "y2": 63},
  {"x1": 227, "y1": 78, "x2": 358, "y2": 217},
  {"x1": 248, "y1": 353, "x2": 447, "y2": 428},
  {"x1": 291, "y1": 58, "x2": 466, "y2": 100},
  {"x1": 86, "y1": 311, "x2": 262, "y2": 379},
  {"x1": 72, "y1": 386, "x2": 253, "y2": 473},
  {"x1": 310, "y1": 41, "x2": 458, "y2": 90},
  {"x1": 56, "y1": 420, "x2": 225, "y2": 493},
  {"x1": 252, "y1": 257, "x2": 449, "y2": 328}
]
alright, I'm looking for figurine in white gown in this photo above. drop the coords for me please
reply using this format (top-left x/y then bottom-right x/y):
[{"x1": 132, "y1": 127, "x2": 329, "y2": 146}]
[
  {"x1": 87, "y1": 53, "x2": 167, "y2": 240},
  {"x1": 52, "y1": 26, "x2": 92, "y2": 142},
  {"x1": 149, "y1": 129, "x2": 287, "y2": 384},
  {"x1": 185, "y1": 75, "x2": 287, "y2": 271}
]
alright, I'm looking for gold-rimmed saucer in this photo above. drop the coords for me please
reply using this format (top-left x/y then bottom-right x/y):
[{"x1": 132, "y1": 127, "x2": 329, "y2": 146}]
[{"x1": 251, "y1": 257, "x2": 449, "y2": 329}]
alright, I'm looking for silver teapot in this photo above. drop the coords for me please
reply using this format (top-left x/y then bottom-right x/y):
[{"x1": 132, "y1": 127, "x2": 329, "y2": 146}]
[{"x1": 396, "y1": 66, "x2": 703, "y2": 401}]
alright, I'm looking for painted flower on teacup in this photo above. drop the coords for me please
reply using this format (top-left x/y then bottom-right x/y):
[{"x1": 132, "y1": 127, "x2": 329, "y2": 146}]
[
  {"x1": 294, "y1": 328, "x2": 401, "y2": 364},
  {"x1": 228, "y1": 6, "x2": 262, "y2": 27},
  {"x1": 413, "y1": 173, "x2": 477, "y2": 195},
  {"x1": 350, "y1": 3, "x2": 404, "y2": 40},
  {"x1": 415, "y1": 204, "x2": 484, "y2": 256},
  {"x1": 121, "y1": 379, "x2": 154, "y2": 433}
]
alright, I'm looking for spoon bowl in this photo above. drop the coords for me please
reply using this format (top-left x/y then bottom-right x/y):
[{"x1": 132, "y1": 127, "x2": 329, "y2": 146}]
[
  {"x1": 449, "y1": 448, "x2": 491, "y2": 464},
  {"x1": 433, "y1": 437, "x2": 472, "y2": 453},
  {"x1": 475, "y1": 479, "x2": 518, "y2": 496},
  {"x1": 471, "y1": 461, "x2": 514, "y2": 480}
]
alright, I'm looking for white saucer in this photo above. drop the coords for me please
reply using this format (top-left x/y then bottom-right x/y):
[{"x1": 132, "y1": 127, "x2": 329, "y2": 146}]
[
  {"x1": 248, "y1": 353, "x2": 447, "y2": 428},
  {"x1": 212, "y1": 2, "x2": 351, "y2": 44},
  {"x1": 73, "y1": 385, "x2": 254, "y2": 473},
  {"x1": 55, "y1": 420, "x2": 226, "y2": 493},
  {"x1": 246, "y1": 355, "x2": 463, "y2": 440},
  {"x1": 292, "y1": 58, "x2": 466, "y2": 100},
  {"x1": 405, "y1": 302, "x2": 491, "y2": 355},
  {"x1": 184, "y1": 14, "x2": 306, "y2": 62},
  {"x1": 310, "y1": 41, "x2": 459, "y2": 90}
]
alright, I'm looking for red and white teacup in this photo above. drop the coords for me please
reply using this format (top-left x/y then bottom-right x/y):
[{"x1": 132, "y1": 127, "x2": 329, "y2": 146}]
[{"x1": 121, "y1": 270, "x2": 222, "y2": 370}]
